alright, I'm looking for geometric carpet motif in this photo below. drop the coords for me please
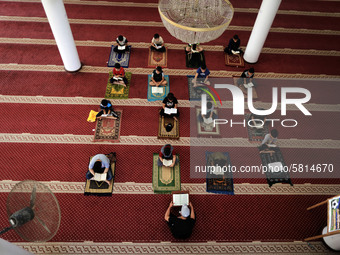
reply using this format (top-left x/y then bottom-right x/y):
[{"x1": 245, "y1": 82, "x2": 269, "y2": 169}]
[
  {"x1": 105, "y1": 72, "x2": 132, "y2": 99},
  {"x1": 107, "y1": 46, "x2": 131, "y2": 68},
  {"x1": 259, "y1": 147, "x2": 293, "y2": 187},
  {"x1": 148, "y1": 48, "x2": 167, "y2": 67},
  {"x1": 225, "y1": 53, "x2": 245, "y2": 67},
  {"x1": 196, "y1": 107, "x2": 220, "y2": 137},
  {"x1": 14, "y1": 241, "x2": 332, "y2": 254},
  {"x1": 185, "y1": 51, "x2": 206, "y2": 68},
  {"x1": 93, "y1": 110, "x2": 122, "y2": 142},
  {"x1": 187, "y1": 75, "x2": 212, "y2": 101},
  {"x1": 245, "y1": 113, "x2": 269, "y2": 143},
  {"x1": 158, "y1": 114, "x2": 179, "y2": 139},
  {"x1": 147, "y1": 74, "x2": 170, "y2": 101},
  {"x1": 206, "y1": 151, "x2": 234, "y2": 195},
  {"x1": 152, "y1": 153, "x2": 180, "y2": 194}
]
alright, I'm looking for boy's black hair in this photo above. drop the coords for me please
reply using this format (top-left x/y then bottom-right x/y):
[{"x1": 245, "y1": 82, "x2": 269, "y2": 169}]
[
  {"x1": 201, "y1": 64, "x2": 207, "y2": 70},
  {"x1": 167, "y1": 92, "x2": 174, "y2": 100},
  {"x1": 271, "y1": 129, "x2": 279, "y2": 138},
  {"x1": 154, "y1": 33, "x2": 160, "y2": 39},
  {"x1": 114, "y1": 63, "x2": 121, "y2": 69},
  {"x1": 249, "y1": 67, "x2": 255, "y2": 73},
  {"x1": 233, "y1": 34, "x2": 239, "y2": 40},
  {"x1": 156, "y1": 66, "x2": 162, "y2": 72},
  {"x1": 118, "y1": 35, "x2": 124, "y2": 41}
]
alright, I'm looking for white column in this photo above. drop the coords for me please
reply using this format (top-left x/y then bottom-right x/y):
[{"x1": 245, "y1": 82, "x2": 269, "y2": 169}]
[
  {"x1": 41, "y1": 0, "x2": 81, "y2": 72},
  {"x1": 243, "y1": 0, "x2": 281, "y2": 63},
  {"x1": 322, "y1": 226, "x2": 340, "y2": 251}
]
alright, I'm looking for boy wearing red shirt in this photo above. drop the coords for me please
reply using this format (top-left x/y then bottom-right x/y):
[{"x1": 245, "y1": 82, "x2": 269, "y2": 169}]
[{"x1": 111, "y1": 63, "x2": 128, "y2": 86}]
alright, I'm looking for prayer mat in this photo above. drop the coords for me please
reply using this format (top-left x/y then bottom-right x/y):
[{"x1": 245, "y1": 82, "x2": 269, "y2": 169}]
[
  {"x1": 147, "y1": 74, "x2": 170, "y2": 101},
  {"x1": 245, "y1": 113, "x2": 269, "y2": 143},
  {"x1": 152, "y1": 153, "x2": 180, "y2": 194},
  {"x1": 84, "y1": 153, "x2": 116, "y2": 196},
  {"x1": 107, "y1": 46, "x2": 131, "y2": 68},
  {"x1": 93, "y1": 110, "x2": 122, "y2": 142},
  {"x1": 196, "y1": 107, "x2": 220, "y2": 137},
  {"x1": 105, "y1": 72, "x2": 132, "y2": 99},
  {"x1": 233, "y1": 76, "x2": 258, "y2": 100},
  {"x1": 225, "y1": 53, "x2": 245, "y2": 68},
  {"x1": 185, "y1": 50, "x2": 206, "y2": 68},
  {"x1": 148, "y1": 48, "x2": 167, "y2": 67},
  {"x1": 158, "y1": 114, "x2": 179, "y2": 139},
  {"x1": 259, "y1": 147, "x2": 293, "y2": 187},
  {"x1": 187, "y1": 75, "x2": 212, "y2": 101},
  {"x1": 206, "y1": 152, "x2": 234, "y2": 195}
]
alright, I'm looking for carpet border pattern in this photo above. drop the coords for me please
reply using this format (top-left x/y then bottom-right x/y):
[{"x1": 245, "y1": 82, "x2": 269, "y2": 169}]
[
  {"x1": 14, "y1": 241, "x2": 334, "y2": 254},
  {"x1": 0, "y1": 133, "x2": 339, "y2": 149},
  {"x1": 1, "y1": 38, "x2": 340, "y2": 57},
  {"x1": 2, "y1": 64, "x2": 340, "y2": 79},
  {"x1": 1, "y1": 96, "x2": 339, "y2": 113},
  {"x1": 1, "y1": 181, "x2": 340, "y2": 195}
]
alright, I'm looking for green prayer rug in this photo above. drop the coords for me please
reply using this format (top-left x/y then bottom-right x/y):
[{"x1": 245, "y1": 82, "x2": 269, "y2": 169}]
[
  {"x1": 105, "y1": 72, "x2": 132, "y2": 99},
  {"x1": 152, "y1": 153, "x2": 180, "y2": 194}
]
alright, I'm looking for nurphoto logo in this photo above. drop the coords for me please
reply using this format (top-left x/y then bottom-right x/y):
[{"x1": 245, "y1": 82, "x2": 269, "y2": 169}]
[{"x1": 200, "y1": 84, "x2": 312, "y2": 128}]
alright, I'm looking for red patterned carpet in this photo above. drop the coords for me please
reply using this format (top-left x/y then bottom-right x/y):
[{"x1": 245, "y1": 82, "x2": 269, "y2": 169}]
[{"x1": 0, "y1": 0, "x2": 340, "y2": 253}]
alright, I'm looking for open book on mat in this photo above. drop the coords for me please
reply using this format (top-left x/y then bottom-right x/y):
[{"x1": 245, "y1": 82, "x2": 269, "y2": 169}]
[{"x1": 94, "y1": 173, "x2": 107, "y2": 181}]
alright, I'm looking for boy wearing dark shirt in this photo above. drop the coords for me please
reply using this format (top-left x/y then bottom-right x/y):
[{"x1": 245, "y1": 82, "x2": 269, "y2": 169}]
[
  {"x1": 165, "y1": 202, "x2": 196, "y2": 239},
  {"x1": 160, "y1": 92, "x2": 180, "y2": 120},
  {"x1": 150, "y1": 66, "x2": 167, "y2": 86},
  {"x1": 224, "y1": 34, "x2": 243, "y2": 55},
  {"x1": 237, "y1": 67, "x2": 256, "y2": 87},
  {"x1": 96, "y1": 99, "x2": 118, "y2": 119},
  {"x1": 193, "y1": 65, "x2": 211, "y2": 87}
]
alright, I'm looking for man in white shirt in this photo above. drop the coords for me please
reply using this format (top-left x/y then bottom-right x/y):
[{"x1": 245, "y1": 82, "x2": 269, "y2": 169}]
[
  {"x1": 86, "y1": 154, "x2": 113, "y2": 185},
  {"x1": 114, "y1": 35, "x2": 129, "y2": 53},
  {"x1": 151, "y1": 33, "x2": 166, "y2": 52},
  {"x1": 260, "y1": 129, "x2": 279, "y2": 152}
]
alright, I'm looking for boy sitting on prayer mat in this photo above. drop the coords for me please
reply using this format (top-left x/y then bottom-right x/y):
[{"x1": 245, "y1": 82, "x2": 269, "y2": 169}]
[
  {"x1": 158, "y1": 144, "x2": 178, "y2": 167},
  {"x1": 237, "y1": 67, "x2": 256, "y2": 88},
  {"x1": 86, "y1": 154, "x2": 113, "y2": 186},
  {"x1": 185, "y1": 43, "x2": 203, "y2": 54},
  {"x1": 150, "y1": 33, "x2": 166, "y2": 52},
  {"x1": 193, "y1": 64, "x2": 211, "y2": 87},
  {"x1": 224, "y1": 34, "x2": 243, "y2": 55},
  {"x1": 185, "y1": 43, "x2": 204, "y2": 68},
  {"x1": 165, "y1": 201, "x2": 196, "y2": 239},
  {"x1": 259, "y1": 129, "x2": 279, "y2": 153},
  {"x1": 110, "y1": 63, "x2": 128, "y2": 86},
  {"x1": 160, "y1": 92, "x2": 180, "y2": 121},
  {"x1": 198, "y1": 101, "x2": 218, "y2": 124},
  {"x1": 96, "y1": 99, "x2": 119, "y2": 120},
  {"x1": 150, "y1": 66, "x2": 167, "y2": 87},
  {"x1": 113, "y1": 35, "x2": 129, "y2": 54}
]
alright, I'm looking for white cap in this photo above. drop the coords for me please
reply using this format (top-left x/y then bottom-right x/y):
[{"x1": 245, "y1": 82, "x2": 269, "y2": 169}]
[{"x1": 179, "y1": 204, "x2": 190, "y2": 218}]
